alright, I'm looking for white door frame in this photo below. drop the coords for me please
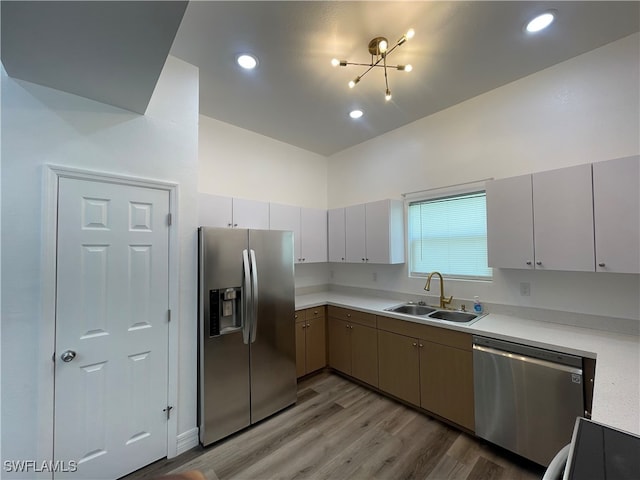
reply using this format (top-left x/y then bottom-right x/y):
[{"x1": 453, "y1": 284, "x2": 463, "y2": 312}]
[{"x1": 40, "y1": 165, "x2": 180, "y2": 469}]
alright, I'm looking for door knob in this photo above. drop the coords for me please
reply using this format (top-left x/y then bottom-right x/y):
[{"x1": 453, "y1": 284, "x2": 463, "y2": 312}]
[{"x1": 60, "y1": 350, "x2": 76, "y2": 362}]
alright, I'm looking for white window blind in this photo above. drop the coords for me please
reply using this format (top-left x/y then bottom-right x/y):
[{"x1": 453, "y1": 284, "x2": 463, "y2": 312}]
[{"x1": 408, "y1": 191, "x2": 492, "y2": 279}]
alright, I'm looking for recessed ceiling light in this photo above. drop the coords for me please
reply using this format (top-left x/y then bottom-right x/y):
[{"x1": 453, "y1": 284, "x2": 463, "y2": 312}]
[
  {"x1": 349, "y1": 110, "x2": 363, "y2": 119},
  {"x1": 526, "y1": 12, "x2": 555, "y2": 33},
  {"x1": 237, "y1": 54, "x2": 258, "y2": 70}
]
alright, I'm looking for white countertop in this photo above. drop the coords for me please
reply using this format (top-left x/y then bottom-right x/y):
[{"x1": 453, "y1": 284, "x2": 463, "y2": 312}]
[{"x1": 296, "y1": 291, "x2": 640, "y2": 436}]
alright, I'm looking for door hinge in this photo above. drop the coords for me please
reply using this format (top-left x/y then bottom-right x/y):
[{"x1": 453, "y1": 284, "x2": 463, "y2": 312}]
[
  {"x1": 168, "y1": 309, "x2": 172, "y2": 322},
  {"x1": 167, "y1": 213, "x2": 172, "y2": 226},
  {"x1": 163, "y1": 405, "x2": 173, "y2": 420}
]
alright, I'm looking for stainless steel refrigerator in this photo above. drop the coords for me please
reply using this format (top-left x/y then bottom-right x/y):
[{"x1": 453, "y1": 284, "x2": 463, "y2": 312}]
[{"x1": 198, "y1": 227, "x2": 297, "y2": 446}]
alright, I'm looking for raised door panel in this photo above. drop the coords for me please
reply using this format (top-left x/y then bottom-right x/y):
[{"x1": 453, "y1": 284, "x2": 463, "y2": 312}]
[
  {"x1": 377, "y1": 330, "x2": 420, "y2": 406},
  {"x1": 420, "y1": 341, "x2": 474, "y2": 431},
  {"x1": 345, "y1": 204, "x2": 366, "y2": 263},
  {"x1": 232, "y1": 198, "x2": 269, "y2": 230},
  {"x1": 593, "y1": 156, "x2": 640, "y2": 274},
  {"x1": 327, "y1": 317, "x2": 351, "y2": 374},
  {"x1": 305, "y1": 316, "x2": 326, "y2": 373},
  {"x1": 351, "y1": 324, "x2": 378, "y2": 387},
  {"x1": 269, "y1": 203, "x2": 302, "y2": 262},
  {"x1": 295, "y1": 321, "x2": 306, "y2": 378},
  {"x1": 328, "y1": 208, "x2": 346, "y2": 262},
  {"x1": 533, "y1": 164, "x2": 594, "y2": 271},
  {"x1": 198, "y1": 193, "x2": 233, "y2": 228},
  {"x1": 301, "y1": 207, "x2": 328, "y2": 263},
  {"x1": 486, "y1": 175, "x2": 534, "y2": 269},
  {"x1": 365, "y1": 199, "x2": 391, "y2": 264}
]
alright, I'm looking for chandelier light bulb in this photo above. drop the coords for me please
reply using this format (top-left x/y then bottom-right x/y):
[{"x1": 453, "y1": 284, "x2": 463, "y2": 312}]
[
  {"x1": 385, "y1": 89, "x2": 392, "y2": 101},
  {"x1": 404, "y1": 64, "x2": 413, "y2": 72},
  {"x1": 378, "y1": 39, "x2": 388, "y2": 53},
  {"x1": 348, "y1": 76, "x2": 361, "y2": 88},
  {"x1": 406, "y1": 28, "x2": 415, "y2": 40},
  {"x1": 331, "y1": 58, "x2": 340, "y2": 67}
]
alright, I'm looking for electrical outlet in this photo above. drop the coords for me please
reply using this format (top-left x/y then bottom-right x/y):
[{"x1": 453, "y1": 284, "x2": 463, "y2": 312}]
[
  {"x1": 520, "y1": 282, "x2": 530, "y2": 296},
  {"x1": 372, "y1": 272, "x2": 377, "y2": 282}
]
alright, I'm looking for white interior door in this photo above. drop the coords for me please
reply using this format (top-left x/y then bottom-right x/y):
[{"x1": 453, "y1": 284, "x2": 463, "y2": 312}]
[{"x1": 54, "y1": 177, "x2": 170, "y2": 479}]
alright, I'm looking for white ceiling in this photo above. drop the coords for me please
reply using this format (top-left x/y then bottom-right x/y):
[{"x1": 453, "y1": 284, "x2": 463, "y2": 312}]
[
  {"x1": 2, "y1": 2, "x2": 638, "y2": 156},
  {"x1": 170, "y1": 1, "x2": 640, "y2": 156}
]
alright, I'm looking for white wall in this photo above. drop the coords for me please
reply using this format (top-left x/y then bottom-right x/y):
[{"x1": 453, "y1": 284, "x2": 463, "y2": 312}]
[
  {"x1": 1, "y1": 56, "x2": 199, "y2": 467},
  {"x1": 327, "y1": 34, "x2": 640, "y2": 323},
  {"x1": 199, "y1": 115, "x2": 328, "y2": 209}
]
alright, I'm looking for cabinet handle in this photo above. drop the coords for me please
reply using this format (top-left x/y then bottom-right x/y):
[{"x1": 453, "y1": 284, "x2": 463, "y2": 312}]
[
  {"x1": 341, "y1": 257, "x2": 345, "y2": 261},
  {"x1": 313, "y1": 310, "x2": 318, "y2": 314},
  {"x1": 412, "y1": 342, "x2": 417, "y2": 347},
  {"x1": 294, "y1": 314, "x2": 298, "y2": 319},
  {"x1": 350, "y1": 325, "x2": 354, "y2": 329},
  {"x1": 346, "y1": 324, "x2": 350, "y2": 329},
  {"x1": 365, "y1": 258, "x2": 369, "y2": 262},
  {"x1": 233, "y1": 224, "x2": 238, "y2": 227},
  {"x1": 347, "y1": 314, "x2": 351, "y2": 318},
  {"x1": 419, "y1": 344, "x2": 424, "y2": 348},
  {"x1": 362, "y1": 258, "x2": 365, "y2": 262},
  {"x1": 302, "y1": 324, "x2": 306, "y2": 328},
  {"x1": 598, "y1": 262, "x2": 605, "y2": 267},
  {"x1": 302, "y1": 258, "x2": 306, "y2": 262},
  {"x1": 536, "y1": 261, "x2": 542, "y2": 266},
  {"x1": 526, "y1": 261, "x2": 532, "y2": 266},
  {"x1": 306, "y1": 323, "x2": 310, "y2": 327},
  {"x1": 227, "y1": 223, "x2": 233, "y2": 227}
]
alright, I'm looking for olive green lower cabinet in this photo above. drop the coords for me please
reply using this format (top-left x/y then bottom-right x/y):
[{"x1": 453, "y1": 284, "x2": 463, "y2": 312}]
[
  {"x1": 327, "y1": 306, "x2": 379, "y2": 387},
  {"x1": 377, "y1": 315, "x2": 475, "y2": 432}
]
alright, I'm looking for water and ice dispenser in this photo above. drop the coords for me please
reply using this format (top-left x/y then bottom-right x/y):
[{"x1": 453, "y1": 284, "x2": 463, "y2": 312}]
[{"x1": 208, "y1": 287, "x2": 242, "y2": 336}]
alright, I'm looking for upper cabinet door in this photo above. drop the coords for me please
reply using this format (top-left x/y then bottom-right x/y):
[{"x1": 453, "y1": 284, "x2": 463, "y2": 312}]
[
  {"x1": 232, "y1": 198, "x2": 270, "y2": 230},
  {"x1": 533, "y1": 164, "x2": 594, "y2": 272},
  {"x1": 345, "y1": 204, "x2": 367, "y2": 262},
  {"x1": 328, "y1": 208, "x2": 346, "y2": 262},
  {"x1": 301, "y1": 207, "x2": 328, "y2": 263},
  {"x1": 365, "y1": 200, "x2": 390, "y2": 264},
  {"x1": 269, "y1": 203, "x2": 302, "y2": 261},
  {"x1": 593, "y1": 156, "x2": 640, "y2": 274},
  {"x1": 486, "y1": 175, "x2": 535, "y2": 269},
  {"x1": 198, "y1": 193, "x2": 233, "y2": 227}
]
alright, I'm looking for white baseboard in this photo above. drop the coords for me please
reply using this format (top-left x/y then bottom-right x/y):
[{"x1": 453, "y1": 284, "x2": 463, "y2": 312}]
[{"x1": 175, "y1": 427, "x2": 199, "y2": 456}]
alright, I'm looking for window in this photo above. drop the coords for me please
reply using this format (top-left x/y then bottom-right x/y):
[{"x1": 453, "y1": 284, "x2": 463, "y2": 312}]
[{"x1": 408, "y1": 191, "x2": 492, "y2": 279}]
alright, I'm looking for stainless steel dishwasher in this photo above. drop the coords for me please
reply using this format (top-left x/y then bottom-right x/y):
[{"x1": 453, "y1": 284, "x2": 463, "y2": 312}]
[{"x1": 473, "y1": 336, "x2": 584, "y2": 467}]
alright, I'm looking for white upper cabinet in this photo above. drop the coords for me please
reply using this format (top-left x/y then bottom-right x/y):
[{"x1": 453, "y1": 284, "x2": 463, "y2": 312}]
[
  {"x1": 345, "y1": 204, "x2": 367, "y2": 262},
  {"x1": 592, "y1": 156, "x2": 640, "y2": 274},
  {"x1": 365, "y1": 199, "x2": 405, "y2": 264},
  {"x1": 301, "y1": 208, "x2": 328, "y2": 264},
  {"x1": 343, "y1": 200, "x2": 405, "y2": 264},
  {"x1": 198, "y1": 193, "x2": 269, "y2": 229},
  {"x1": 487, "y1": 157, "x2": 639, "y2": 273},
  {"x1": 198, "y1": 193, "x2": 232, "y2": 227},
  {"x1": 232, "y1": 198, "x2": 270, "y2": 229},
  {"x1": 533, "y1": 164, "x2": 594, "y2": 272},
  {"x1": 328, "y1": 208, "x2": 346, "y2": 262},
  {"x1": 270, "y1": 203, "x2": 327, "y2": 263},
  {"x1": 486, "y1": 174, "x2": 535, "y2": 269}
]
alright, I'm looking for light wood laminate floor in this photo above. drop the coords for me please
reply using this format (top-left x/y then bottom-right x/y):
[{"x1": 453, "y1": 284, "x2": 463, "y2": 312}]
[{"x1": 124, "y1": 372, "x2": 544, "y2": 480}]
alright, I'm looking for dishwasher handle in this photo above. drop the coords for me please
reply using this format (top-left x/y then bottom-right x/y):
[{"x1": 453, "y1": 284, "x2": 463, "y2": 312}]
[{"x1": 473, "y1": 344, "x2": 583, "y2": 375}]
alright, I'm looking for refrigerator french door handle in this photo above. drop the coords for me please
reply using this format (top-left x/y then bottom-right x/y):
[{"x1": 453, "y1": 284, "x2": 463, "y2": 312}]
[
  {"x1": 250, "y1": 249, "x2": 258, "y2": 343},
  {"x1": 242, "y1": 249, "x2": 251, "y2": 345}
]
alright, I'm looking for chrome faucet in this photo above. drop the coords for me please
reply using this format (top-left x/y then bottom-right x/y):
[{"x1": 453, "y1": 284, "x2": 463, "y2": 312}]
[{"x1": 424, "y1": 271, "x2": 453, "y2": 309}]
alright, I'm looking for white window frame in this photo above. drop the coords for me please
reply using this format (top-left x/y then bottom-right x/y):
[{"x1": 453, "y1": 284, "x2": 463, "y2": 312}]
[{"x1": 406, "y1": 182, "x2": 492, "y2": 281}]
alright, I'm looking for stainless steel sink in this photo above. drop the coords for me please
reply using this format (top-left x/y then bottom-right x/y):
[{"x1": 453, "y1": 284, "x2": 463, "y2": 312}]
[
  {"x1": 386, "y1": 304, "x2": 436, "y2": 316},
  {"x1": 384, "y1": 302, "x2": 483, "y2": 325},
  {"x1": 428, "y1": 310, "x2": 478, "y2": 323}
]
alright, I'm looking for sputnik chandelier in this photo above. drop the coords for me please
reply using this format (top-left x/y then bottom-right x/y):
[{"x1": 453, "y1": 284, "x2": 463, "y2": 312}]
[{"x1": 332, "y1": 28, "x2": 415, "y2": 102}]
